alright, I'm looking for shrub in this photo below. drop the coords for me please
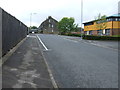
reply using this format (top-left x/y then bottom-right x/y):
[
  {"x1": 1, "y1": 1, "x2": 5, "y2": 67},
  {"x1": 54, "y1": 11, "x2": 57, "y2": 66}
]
[
  {"x1": 66, "y1": 33, "x2": 81, "y2": 37},
  {"x1": 60, "y1": 33, "x2": 120, "y2": 41},
  {"x1": 83, "y1": 35, "x2": 120, "y2": 41}
]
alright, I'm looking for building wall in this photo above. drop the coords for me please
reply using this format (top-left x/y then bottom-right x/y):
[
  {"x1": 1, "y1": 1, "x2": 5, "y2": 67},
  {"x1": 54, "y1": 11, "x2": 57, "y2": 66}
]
[
  {"x1": 39, "y1": 16, "x2": 59, "y2": 34},
  {"x1": 84, "y1": 24, "x2": 95, "y2": 31},
  {"x1": 84, "y1": 20, "x2": 120, "y2": 36},
  {"x1": 110, "y1": 28, "x2": 120, "y2": 35},
  {"x1": 84, "y1": 21, "x2": 120, "y2": 31},
  {"x1": 112, "y1": 21, "x2": 120, "y2": 28},
  {"x1": 92, "y1": 30, "x2": 98, "y2": 35}
]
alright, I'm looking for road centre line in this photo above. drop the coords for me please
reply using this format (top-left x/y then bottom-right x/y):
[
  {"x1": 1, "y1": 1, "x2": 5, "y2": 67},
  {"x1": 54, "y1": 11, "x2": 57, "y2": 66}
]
[{"x1": 36, "y1": 35, "x2": 48, "y2": 51}]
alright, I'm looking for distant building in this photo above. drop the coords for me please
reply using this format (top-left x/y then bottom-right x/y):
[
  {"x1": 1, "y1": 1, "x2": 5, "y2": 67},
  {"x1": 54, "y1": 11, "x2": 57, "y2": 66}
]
[
  {"x1": 29, "y1": 29, "x2": 38, "y2": 33},
  {"x1": 83, "y1": 13, "x2": 120, "y2": 36},
  {"x1": 38, "y1": 16, "x2": 59, "y2": 34}
]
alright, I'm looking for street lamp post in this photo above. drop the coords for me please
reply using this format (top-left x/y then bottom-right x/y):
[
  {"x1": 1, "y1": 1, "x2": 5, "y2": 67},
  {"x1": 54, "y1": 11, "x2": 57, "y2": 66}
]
[
  {"x1": 28, "y1": 13, "x2": 37, "y2": 34},
  {"x1": 29, "y1": 13, "x2": 32, "y2": 34},
  {"x1": 30, "y1": 13, "x2": 37, "y2": 28},
  {"x1": 80, "y1": 0, "x2": 83, "y2": 40},
  {"x1": 30, "y1": 13, "x2": 32, "y2": 28},
  {"x1": 29, "y1": 13, "x2": 37, "y2": 34}
]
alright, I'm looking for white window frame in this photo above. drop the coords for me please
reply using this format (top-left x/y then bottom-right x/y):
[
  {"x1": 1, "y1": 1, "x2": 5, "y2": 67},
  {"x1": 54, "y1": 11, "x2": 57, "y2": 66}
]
[
  {"x1": 49, "y1": 19, "x2": 51, "y2": 22},
  {"x1": 87, "y1": 31, "x2": 89, "y2": 35},
  {"x1": 49, "y1": 24, "x2": 51, "y2": 28}
]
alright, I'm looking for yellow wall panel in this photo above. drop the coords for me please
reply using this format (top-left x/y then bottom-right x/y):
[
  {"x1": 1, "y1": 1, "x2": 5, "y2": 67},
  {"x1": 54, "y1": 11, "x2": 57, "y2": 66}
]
[{"x1": 84, "y1": 21, "x2": 120, "y2": 31}]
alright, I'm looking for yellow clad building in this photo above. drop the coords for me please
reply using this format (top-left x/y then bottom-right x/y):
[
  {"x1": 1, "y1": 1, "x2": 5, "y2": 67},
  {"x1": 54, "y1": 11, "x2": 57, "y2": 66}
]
[{"x1": 83, "y1": 14, "x2": 120, "y2": 36}]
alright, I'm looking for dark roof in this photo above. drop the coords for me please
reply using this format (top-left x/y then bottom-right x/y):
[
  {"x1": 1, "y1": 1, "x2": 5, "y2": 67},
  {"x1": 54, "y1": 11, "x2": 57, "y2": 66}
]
[
  {"x1": 83, "y1": 13, "x2": 120, "y2": 24},
  {"x1": 83, "y1": 20, "x2": 96, "y2": 24},
  {"x1": 39, "y1": 16, "x2": 58, "y2": 28}
]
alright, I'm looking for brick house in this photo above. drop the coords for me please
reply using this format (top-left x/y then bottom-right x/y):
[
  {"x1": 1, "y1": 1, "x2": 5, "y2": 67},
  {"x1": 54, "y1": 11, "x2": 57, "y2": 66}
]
[
  {"x1": 83, "y1": 13, "x2": 120, "y2": 36},
  {"x1": 38, "y1": 16, "x2": 59, "y2": 34}
]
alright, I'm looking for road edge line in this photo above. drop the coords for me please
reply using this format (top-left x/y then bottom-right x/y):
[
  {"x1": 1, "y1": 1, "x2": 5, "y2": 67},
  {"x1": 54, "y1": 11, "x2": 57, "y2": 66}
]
[
  {"x1": 36, "y1": 35, "x2": 48, "y2": 51},
  {"x1": 36, "y1": 35, "x2": 59, "y2": 89}
]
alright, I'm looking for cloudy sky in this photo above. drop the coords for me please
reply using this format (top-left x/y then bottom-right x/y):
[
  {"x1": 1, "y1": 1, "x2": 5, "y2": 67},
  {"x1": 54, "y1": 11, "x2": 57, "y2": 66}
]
[{"x1": 0, "y1": 0, "x2": 119, "y2": 27}]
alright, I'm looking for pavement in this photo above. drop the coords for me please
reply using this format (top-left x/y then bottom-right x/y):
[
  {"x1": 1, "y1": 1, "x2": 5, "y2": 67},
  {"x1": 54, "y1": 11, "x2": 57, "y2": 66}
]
[{"x1": 2, "y1": 34, "x2": 56, "y2": 88}]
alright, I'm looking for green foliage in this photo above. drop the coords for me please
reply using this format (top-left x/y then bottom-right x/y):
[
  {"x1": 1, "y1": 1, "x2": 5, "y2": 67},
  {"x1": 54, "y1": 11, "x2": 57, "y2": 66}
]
[
  {"x1": 65, "y1": 33, "x2": 81, "y2": 37},
  {"x1": 58, "y1": 17, "x2": 78, "y2": 34},
  {"x1": 83, "y1": 35, "x2": 120, "y2": 41},
  {"x1": 95, "y1": 13, "x2": 107, "y2": 30},
  {"x1": 61, "y1": 33, "x2": 120, "y2": 40},
  {"x1": 112, "y1": 35, "x2": 120, "y2": 37},
  {"x1": 30, "y1": 26, "x2": 38, "y2": 29},
  {"x1": 95, "y1": 13, "x2": 107, "y2": 20}
]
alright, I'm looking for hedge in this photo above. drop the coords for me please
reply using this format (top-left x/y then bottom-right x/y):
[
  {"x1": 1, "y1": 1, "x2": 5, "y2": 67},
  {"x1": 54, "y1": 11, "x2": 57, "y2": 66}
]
[
  {"x1": 61, "y1": 33, "x2": 120, "y2": 41},
  {"x1": 83, "y1": 35, "x2": 120, "y2": 41},
  {"x1": 66, "y1": 33, "x2": 81, "y2": 37}
]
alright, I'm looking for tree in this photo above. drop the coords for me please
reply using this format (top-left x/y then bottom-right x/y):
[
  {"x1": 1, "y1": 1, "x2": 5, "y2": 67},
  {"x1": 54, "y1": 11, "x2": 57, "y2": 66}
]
[
  {"x1": 95, "y1": 13, "x2": 107, "y2": 31},
  {"x1": 29, "y1": 26, "x2": 38, "y2": 29},
  {"x1": 58, "y1": 17, "x2": 78, "y2": 34}
]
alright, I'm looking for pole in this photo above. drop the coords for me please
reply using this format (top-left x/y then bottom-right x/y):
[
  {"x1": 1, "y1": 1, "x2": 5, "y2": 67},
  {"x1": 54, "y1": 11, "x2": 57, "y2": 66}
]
[
  {"x1": 29, "y1": 13, "x2": 37, "y2": 33},
  {"x1": 28, "y1": 13, "x2": 32, "y2": 34},
  {"x1": 30, "y1": 13, "x2": 32, "y2": 28},
  {"x1": 81, "y1": 0, "x2": 83, "y2": 40}
]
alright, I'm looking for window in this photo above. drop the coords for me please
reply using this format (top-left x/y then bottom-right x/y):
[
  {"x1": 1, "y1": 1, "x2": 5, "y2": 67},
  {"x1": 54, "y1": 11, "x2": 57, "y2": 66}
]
[
  {"x1": 108, "y1": 18, "x2": 120, "y2": 21},
  {"x1": 103, "y1": 29, "x2": 105, "y2": 34},
  {"x1": 98, "y1": 30, "x2": 103, "y2": 36},
  {"x1": 105, "y1": 29, "x2": 110, "y2": 35},
  {"x1": 107, "y1": 19, "x2": 109, "y2": 22},
  {"x1": 89, "y1": 31, "x2": 92, "y2": 35},
  {"x1": 52, "y1": 29, "x2": 53, "y2": 32},
  {"x1": 49, "y1": 24, "x2": 51, "y2": 28},
  {"x1": 84, "y1": 22, "x2": 94, "y2": 26},
  {"x1": 107, "y1": 18, "x2": 112, "y2": 21},
  {"x1": 51, "y1": 25, "x2": 54, "y2": 28},
  {"x1": 87, "y1": 31, "x2": 89, "y2": 35},
  {"x1": 49, "y1": 19, "x2": 51, "y2": 22},
  {"x1": 112, "y1": 18, "x2": 117, "y2": 21},
  {"x1": 118, "y1": 18, "x2": 120, "y2": 21}
]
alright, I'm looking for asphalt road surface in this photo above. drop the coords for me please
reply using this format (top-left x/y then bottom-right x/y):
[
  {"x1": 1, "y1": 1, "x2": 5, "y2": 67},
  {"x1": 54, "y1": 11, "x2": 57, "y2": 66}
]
[{"x1": 37, "y1": 34, "x2": 118, "y2": 88}]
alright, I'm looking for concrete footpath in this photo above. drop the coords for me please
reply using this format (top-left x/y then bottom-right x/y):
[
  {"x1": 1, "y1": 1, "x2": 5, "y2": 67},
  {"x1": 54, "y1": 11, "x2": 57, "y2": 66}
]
[{"x1": 2, "y1": 34, "x2": 55, "y2": 88}]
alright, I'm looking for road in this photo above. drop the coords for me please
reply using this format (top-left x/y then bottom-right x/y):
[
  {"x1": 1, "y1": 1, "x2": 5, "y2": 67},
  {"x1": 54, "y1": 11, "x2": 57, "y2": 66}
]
[{"x1": 37, "y1": 34, "x2": 118, "y2": 88}]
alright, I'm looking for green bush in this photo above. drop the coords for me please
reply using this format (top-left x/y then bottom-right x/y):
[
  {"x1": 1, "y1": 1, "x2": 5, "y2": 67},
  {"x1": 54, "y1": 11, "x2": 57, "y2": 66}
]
[
  {"x1": 112, "y1": 35, "x2": 120, "y2": 37},
  {"x1": 83, "y1": 35, "x2": 120, "y2": 41},
  {"x1": 60, "y1": 33, "x2": 120, "y2": 41},
  {"x1": 67, "y1": 33, "x2": 81, "y2": 37}
]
